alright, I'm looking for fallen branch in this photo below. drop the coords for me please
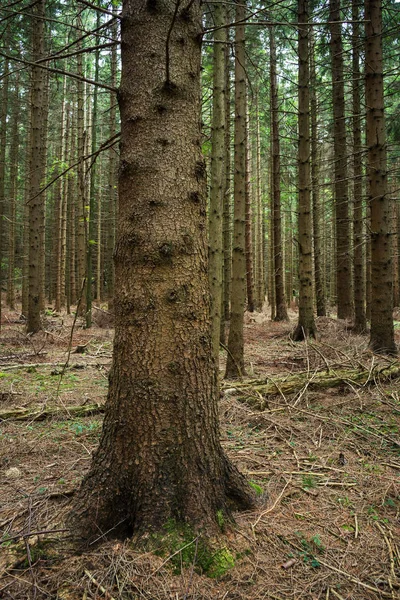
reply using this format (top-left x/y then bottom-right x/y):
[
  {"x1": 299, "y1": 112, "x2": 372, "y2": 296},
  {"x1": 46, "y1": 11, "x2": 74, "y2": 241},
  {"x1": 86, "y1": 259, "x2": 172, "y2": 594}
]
[
  {"x1": 223, "y1": 364, "x2": 400, "y2": 407},
  {"x1": 0, "y1": 403, "x2": 104, "y2": 422}
]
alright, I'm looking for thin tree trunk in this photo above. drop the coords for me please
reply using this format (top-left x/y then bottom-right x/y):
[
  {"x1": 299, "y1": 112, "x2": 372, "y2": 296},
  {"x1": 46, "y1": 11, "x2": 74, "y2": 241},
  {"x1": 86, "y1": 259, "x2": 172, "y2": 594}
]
[
  {"x1": 0, "y1": 50, "x2": 9, "y2": 329},
  {"x1": 225, "y1": 0, "x2": 247, "y2": 378},
  {"x1": 86, "y1": 12, "x2": 101, "y2": 327},
  {"x1": 208, "y1": 0, "x2": 226, "y2": 364},
  {"x1": 270, "y1": 27, "x2": 288, "y2": 321},
  {"x1": 254, "y1": 91, "x2": 264, "y2": 311},
  {"x1": 310, "y1": 32, "x2": 325, "y2": 317},
  {"x1": 366, "y1": 0, "x2": 396, "y2": 354},
  {"x1": 221, "y1": 32, "x2": 232, "y2": 342},
  {"x1": 352, "y1": 0, "x2": 367, "y2": 332},
  {"x1": 329, "y1": 0, "x2": 353, "y2": 320},
  {"x1": 7, "y1": 74, "x2": 20, "y2": 311},
  {"x1": 27, "y1": 0, "x2": 46, "y2": 333},
  {"x1": 293, "y1": 0, "x2": 317, "y2": 340},
  {"x1": 76, "y1": 26, "x2": 87, "y2": 316},
  {"x1": 245, "y1": 98, "x2": 255, "y2": 313}
]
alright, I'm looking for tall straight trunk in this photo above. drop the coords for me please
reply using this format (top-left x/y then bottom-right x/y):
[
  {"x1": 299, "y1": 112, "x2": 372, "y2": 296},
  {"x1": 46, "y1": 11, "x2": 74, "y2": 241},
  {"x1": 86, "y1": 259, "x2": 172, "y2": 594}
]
[
  {"x1": 61, "y1": 106, "x2": 70, "y2": 310},
  {"x1": 310, "y1": 32, "x2": 325, "y2": 317},
  {"x1": 7, "y1": 74, "x2": 20, "y2": 310},
  {"x1": 66, "y1": 109, "x2": 77, "y2": 312},
  {"x1": 366, "y1": 0, "x2": 396, "y2": 354},
  {"x1": 285, "y1": 207, "x2": 293, "y2": 305},
  {"x1": 0, "y1": 50, "x2": 9, "y2": 329},
  {"x1": 293, "y1": 0, "x2": 316, "y2": 340},
  {"x1": 352, "y1": 0, "x2": 366, "y2": 332},
  {"x1": 268, "y1": 163, "x2": 276, "y2": 319},
  {"x1": 76, "y1": 28, "x2": 87, "y2": 314},
  {"x1": 22, "y1": 91, "x2": 31, "y2": 319},
  {"x1": 221, "y1": 33, "x2": 232, "y2": 343},
  {"x1": 86, "y1": 12, "x2": 101, "y2": 327},
  {"x1": 208, "y1": 0, "x2": 226, "y2": 364},
  {"x1": 270, "y1": 27, "x2": 288, "y2": 321},
  {"x1": 225, "y1": 0, "x2": 247, "y2": 378},
  {"x1": 254, "y1": 92, "x2": 264, "y2": 311},
  {"x1": 27, "y1": 0, "x2": 46, "y2": 333},
  {"x1": 245, "y1": 99, "x2": 255, "y2": 313},
  {"x1": 106, "y1": 16, "x2": 118, "y2": 308},
  {"x1": 69, "y1": 0, "x2": 254, "y2": 540},
  {"x1": 96, "y1": 157, "x2": 102, "y2": 303},
  {"x1": 55, "y1": 78, "x2": 68, "y2": 313},
  {"x1": 39, "y1": 72, "x2": 49, "y2": 311},
  {"x1": 329, "y1": 0, "x2": 353, "y2": 320}
]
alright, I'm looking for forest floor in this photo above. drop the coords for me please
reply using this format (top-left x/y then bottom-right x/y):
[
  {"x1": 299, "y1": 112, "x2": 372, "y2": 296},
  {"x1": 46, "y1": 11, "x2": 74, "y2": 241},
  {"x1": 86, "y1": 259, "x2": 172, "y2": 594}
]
[{"x1": 0, "y1": 304, "x2": 399, "y2": 600}]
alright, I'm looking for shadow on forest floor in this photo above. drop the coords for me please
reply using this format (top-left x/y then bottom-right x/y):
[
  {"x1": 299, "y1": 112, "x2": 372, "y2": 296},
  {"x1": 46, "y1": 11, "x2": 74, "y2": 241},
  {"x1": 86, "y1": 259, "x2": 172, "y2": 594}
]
[{"x1": 0, "y1": 303, "x2": 399, "y2": 599}]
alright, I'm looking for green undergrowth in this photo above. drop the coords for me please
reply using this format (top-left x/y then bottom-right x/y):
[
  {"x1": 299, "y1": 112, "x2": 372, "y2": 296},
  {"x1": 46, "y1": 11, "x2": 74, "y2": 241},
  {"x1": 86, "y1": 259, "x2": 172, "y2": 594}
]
[{"x1": 147, "y1": 519, "x2": 236, "y2": 578}]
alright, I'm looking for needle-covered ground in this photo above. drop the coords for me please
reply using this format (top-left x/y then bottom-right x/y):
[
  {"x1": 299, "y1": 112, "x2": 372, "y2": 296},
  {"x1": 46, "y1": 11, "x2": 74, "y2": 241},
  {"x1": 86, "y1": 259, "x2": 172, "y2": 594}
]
[{"x1": 0, "y1": 304, "x2": 399, "y2": 599}]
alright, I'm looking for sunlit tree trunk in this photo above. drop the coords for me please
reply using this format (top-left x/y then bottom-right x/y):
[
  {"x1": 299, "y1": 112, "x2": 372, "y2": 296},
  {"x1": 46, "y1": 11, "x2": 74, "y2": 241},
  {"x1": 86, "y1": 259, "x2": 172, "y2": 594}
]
[
  {"x1": 293, "y1": 0, "x2": 316, "y2": 340},
  {"x1": 366, "y1": 0, "x2": 396, "y2": 354}
]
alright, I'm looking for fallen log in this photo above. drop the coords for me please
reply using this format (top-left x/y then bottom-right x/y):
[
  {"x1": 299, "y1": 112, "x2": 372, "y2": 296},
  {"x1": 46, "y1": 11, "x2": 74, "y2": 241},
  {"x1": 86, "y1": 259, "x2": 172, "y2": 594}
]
[
  {"x1": 0, "y1": 403, "x2": 105, "y2": 422},
  {"x1": 222, "y1": 364, "x2": 400, "y2": 408}
]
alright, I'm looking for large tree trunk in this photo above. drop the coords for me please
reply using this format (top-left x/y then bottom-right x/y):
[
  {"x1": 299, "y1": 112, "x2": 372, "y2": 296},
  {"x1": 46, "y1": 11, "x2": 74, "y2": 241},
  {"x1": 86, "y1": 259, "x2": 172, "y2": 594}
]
[
  {"x1": 366, "y1": 0, "x2": 396, "y2": 354},
  {"x1": 225, "y1": 0, "x2": 247, "y2": 378},
  {"x1": 292, "y1": 0, "x2": 317, "y2": 340},
  {"x1": 69, "y1": 0, "x2": 254, "y2": 542},
  {"x1": 329, "y1": 0, "x2": 353, "y2": 320}
]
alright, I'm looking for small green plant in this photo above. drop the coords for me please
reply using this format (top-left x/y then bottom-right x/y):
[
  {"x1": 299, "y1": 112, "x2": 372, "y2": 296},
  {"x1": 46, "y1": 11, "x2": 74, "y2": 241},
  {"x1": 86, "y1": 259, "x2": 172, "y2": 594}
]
[
  {"x1": 249, "y1": 481, "x2": 263, "y2": 496},
  {"x1": 301, "y1": 474, "x2": 317, "y2": 490},
  {"x1": 294, "y1": 532, "x2": 325, "y2": 568}
]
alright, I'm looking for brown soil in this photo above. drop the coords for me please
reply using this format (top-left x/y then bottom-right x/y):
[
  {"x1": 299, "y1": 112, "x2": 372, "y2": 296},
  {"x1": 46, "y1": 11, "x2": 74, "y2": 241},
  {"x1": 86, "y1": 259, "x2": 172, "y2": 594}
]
[{"x1": 0, "y1": 306, "x2": 399, "y2": 599}]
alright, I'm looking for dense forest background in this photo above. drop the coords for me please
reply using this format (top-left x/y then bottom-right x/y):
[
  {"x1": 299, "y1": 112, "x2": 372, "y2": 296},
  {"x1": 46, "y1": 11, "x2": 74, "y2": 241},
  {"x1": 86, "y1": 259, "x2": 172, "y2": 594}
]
[{"x1": 0, "y1": 0, "x2": 399, "y2": 346}]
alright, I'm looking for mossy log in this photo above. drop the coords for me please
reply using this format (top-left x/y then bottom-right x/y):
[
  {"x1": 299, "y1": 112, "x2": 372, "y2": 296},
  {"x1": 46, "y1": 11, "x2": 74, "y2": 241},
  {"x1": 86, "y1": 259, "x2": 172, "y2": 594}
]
[
  {"x1": 0, "y1": 403, "x2": 104, "y2": 422},
  {"x1": 223, "y1": 364, "x2": 400, "y2": 408}
]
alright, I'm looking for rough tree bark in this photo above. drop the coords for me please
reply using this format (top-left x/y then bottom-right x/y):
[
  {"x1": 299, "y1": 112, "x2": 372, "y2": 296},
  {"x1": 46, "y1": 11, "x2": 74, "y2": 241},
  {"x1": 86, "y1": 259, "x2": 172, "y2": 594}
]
[
  {"x1": 208, "y1": 0, "x2": 226, "y2": 365},
  {"x1": 270, "y1": 27, "x2": 288, "y2": 322},
  {"x1": 225, "y1": 0, "x2": 247, "y2": 378},
  {"x1": 27, "y1": 0, "x2": 46, "y2": 333},
  {"x1": 292, "y1": 0, "x2": 317, "y2": 340},
  {"x1": 69, "y1": 0, "x2": 255, "y2": 541},
  {"x1": 352, "y1": 0, "x2": 367, "y2": 333},
  {"x1": 366, "y1": 0, "x2": 396, "y2": 354},
  {"x1": 329, "y1": 0, "x2": 353, "y2": 320}
]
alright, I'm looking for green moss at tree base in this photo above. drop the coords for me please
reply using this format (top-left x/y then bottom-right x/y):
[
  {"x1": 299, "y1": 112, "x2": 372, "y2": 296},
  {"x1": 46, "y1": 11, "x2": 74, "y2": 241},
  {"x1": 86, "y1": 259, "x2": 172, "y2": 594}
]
[{"x1": 141, "y1": 519, "x2": 236, "y2": 578}]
